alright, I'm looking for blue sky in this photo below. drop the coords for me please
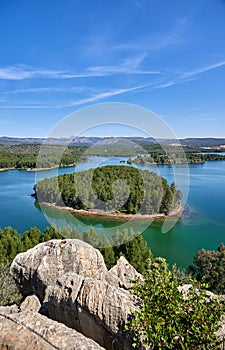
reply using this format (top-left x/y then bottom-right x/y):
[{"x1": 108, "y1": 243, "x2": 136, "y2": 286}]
[{"x1": 0, "y1": 0, "x2": 225, "y2": 138}]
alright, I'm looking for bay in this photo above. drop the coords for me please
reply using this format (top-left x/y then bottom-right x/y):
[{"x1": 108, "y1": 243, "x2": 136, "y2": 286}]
[{"x1": 0, "y1": 156, "x2": 225, "y2": 268}]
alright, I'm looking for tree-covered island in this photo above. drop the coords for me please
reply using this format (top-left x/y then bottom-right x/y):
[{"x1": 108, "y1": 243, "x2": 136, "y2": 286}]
[
  {"x1": 128, "y1": 152, "x2": 225, "y2": 165},
  {"x1": 33, "y1": 165, "x2": 182, "y2": 217}
]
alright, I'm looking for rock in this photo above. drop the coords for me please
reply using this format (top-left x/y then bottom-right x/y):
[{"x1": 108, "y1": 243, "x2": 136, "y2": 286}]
[
  {"x1": 20, "y1": 294, "x2": 41, "y2": 312},
  {"x1": 0, "y1": 304, "x2": 18, "y2": 315},
  {"x1": 0, "y1": 305, "x2": 105, "y2": 350},
  {"x1": 177, "y1": 284, "x2": 193, "y2": 299},
  {"x1": 44, "y1": 272, "x2": 137, "y2": 350},
  {"x1": 215, "y1": 316, "x2": 225, "y2": 349},
  {"x1": 106, "y1": 256, "x2": 143, "y2": 290},
  {"x1": 10, "y1": 239, "x2": 147, "y2": 349},
  {"x1": 10, "y1": 239, "x2": 107, "y2": 301}
]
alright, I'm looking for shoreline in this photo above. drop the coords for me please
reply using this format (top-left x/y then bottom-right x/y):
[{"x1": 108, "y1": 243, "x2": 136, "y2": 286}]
[
  {"x1": 37, "y1": 201, "x2": 183, "y2": 221},
  {"x1": 0, "y1": 165, "x2": 76, "y2": 172}
]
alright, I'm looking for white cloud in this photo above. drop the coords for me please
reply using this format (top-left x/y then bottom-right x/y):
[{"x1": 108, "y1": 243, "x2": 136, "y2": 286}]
[
  {"x1": 0, "y1": 104, "x2": 51, "y2": 109},
  {"x1": 183, "y1": 61, "x2": 225, "y2": 78},
  {"x1": 0, "y1": 57, "x2": 161, "y2": 81},
  {"x1": 0, "y1": 84, "x2": 151, "y2": 109},
  {"x1": 0, "y1": 65, "x2": 70, "y2": 80},
  {"x1": 86, "y1": 55, "x2": 160, "y2": 75},
  {"x1": 150, "y1": 60, "x2": 225, "y2": 90},
  {"x1": 112, "y1": 18, "x2": 189, "y2": 54},
  {"x1": 4, "y1": 86, "x2": 84, "y2": 94},
  {"x1": 63, "y1": 84, "x2": 151, "y2": 107}
]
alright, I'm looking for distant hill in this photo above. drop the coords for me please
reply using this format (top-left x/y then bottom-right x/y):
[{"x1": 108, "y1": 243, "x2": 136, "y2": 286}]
[
  {"x1": 180, "y1": 138, "x2": 225, "y2": 147},
  {"x1": 0, "y1": 136, "x2": 225, "y2": 148},
  {"x1": 0, "y1": 136, "x2": 157, "y2": 146}
]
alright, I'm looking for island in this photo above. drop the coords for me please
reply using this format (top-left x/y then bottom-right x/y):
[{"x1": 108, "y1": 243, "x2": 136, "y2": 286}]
[
  {"x1": 127, "y1": 152, "x2": 225, "y2": 165},
  {"x1": 33, "y1": 165, "x2": 182, "y2": 218}
]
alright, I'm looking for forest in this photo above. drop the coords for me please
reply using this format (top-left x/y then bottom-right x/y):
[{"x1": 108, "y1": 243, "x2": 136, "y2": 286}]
[
  {"x1": 33, "y1": 165, "x2": 182, "y2": 215},
  {"x1": 1, "y1": 142, "x2": 224, "y2": 170},
  {"x1": 0, "y1": 144, "x2": 87, "y2": 169},
  {"x1": 128, "y1": 152, "x2": 225, "y2": 165}
]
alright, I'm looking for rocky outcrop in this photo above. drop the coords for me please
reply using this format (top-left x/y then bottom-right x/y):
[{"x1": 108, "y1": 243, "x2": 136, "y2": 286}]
[
  {"x1": 44, "y1": 272, "x2": 137, "y2": 350},
  {"x1": 106, "y1": 256, "x2": 143, "y2": 290},
  {"x1": 10, "y1": 239, "x2": 144, "y2": 350},
  {"x1": 0, "y1": 298, "x2": 105, "y2": 350},
  {"x1": 10, "y1": 239, "x2": 107, "y2": 301}
]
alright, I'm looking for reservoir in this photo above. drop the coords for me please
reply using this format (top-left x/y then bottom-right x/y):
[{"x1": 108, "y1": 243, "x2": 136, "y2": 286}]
[{"x1": 1, "y1": 156, "x2": 225, "y2": 268}]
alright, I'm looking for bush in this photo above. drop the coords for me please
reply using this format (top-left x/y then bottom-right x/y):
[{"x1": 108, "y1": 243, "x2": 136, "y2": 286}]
[
  {"x1": 188, "y1": 243, "x2": 225, "y2": 294},
  {"x1": 0, "y1": 261, "x2": 22, "y2": 306},
  {"x1": 126, "y1": 258, "x2": 225, "y2": 349}
]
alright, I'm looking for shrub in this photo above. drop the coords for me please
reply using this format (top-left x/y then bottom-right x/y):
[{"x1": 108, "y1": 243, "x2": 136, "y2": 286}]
[{"x1": 126, "y1": 258, "x2": 225, "y2": 349}]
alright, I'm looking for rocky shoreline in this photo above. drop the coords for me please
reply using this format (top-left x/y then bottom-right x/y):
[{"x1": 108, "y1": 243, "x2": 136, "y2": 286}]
[{"x1": 38, "y1": 201, "x2": 184, "y2": 221}]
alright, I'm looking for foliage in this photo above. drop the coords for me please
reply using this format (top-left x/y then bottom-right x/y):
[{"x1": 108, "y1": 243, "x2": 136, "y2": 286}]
[
  {"x1": 188, "y1": 243, "x2": 225, "y2": 294},
  {"x1": 0, "y1": 261, "x2": 22, "y2": 306},
  {"x1": 0, "y1": 144, "x2": 87, "y2": 169},
  {"x1": 0, "y1": 224, "x2": 153, "y2": 305},
  {"x1": 0, "y1": 225, "x2": 63, "y2": 306},
  {"x1": 129, "y1": 152, "x2": 225, "y2": 165},
  {"x1": 100, "y1": 228, "x2": 153, "y2": 274},
  {"x1": 126, "y1": 257, "x2": 225, "y2": 349},
  {"x1": 34, "y1": 165, "x2": 182, "y2": 215}
]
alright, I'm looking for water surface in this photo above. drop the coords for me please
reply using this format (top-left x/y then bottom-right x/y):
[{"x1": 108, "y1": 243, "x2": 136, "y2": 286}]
[{"x1": 1, "y1": 157, "x2": 225, "y2": 268}]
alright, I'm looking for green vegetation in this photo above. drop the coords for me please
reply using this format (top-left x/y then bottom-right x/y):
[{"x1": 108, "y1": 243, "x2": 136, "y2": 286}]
[
  {"x1": 34, "y1": 165, "x2": 182, "y2": 215},
  {"x1": 1, "y1": 142, "x2": 224, "y2": 170},
  {"x1": 188, "y1": 243, "x2": 225, "y2": 294},
  {"x1": 0, "y1": 225, "x2": 152, "y2": 305},
  {"x1": 126, "y1": 257, "x2": 225, "y2": 349},
  {"x1": 129, "y1": 152, "x2": 225, "y2": 165},
  {"x1": 0, "y1": 144, "x2": 87, "y2": 170},
  {"x1": 1, "y1": 224, "x2": 225, "y2": 348}
]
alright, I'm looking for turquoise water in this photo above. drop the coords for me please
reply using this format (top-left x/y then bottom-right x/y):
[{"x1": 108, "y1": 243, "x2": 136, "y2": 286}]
[{"x1": 1, "y1": 157, "x2": 225, "y2": 268}]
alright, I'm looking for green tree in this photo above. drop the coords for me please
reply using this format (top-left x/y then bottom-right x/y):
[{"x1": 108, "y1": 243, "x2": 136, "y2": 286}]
[
  {"x1": 100, "y1": 235, "x2": 115, "y2": 269},
  {"x1": 189, "y1": 243, "x2": 225, "y2": 294},
  {"x1": 83, "y1": 227, "x2": 99, "y2": 247},
  {"x1": 0, "y1": 261, "x2": 22, "y2": 305}
]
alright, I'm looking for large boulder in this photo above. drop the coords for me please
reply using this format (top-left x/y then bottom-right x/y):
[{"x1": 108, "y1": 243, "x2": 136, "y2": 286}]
[
  {"x1": 106, "y1": 256, "x2": 144, "y2": 290},
  {"x1": 0, "y1": 301, "x2": 105, "y2": 350},
  {"x1": 44, "y1": 272, "x2": 137, "y2": 350},
  {"x1": 10, "y1": 239, "x2": 146, "y2": 349},
  {"x1": 10, "y1": 239, "x2": 107, "y2": 301}
]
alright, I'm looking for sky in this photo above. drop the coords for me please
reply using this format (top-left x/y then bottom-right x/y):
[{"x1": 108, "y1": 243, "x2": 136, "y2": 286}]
[{"x1": 0, "y1": 0, "x2": 225, "y2": 138}]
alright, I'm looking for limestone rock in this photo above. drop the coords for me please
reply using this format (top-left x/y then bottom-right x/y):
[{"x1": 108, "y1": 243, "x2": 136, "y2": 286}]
[
  {"x1": 0, "y1": 304, "x2": 18, "y2": 315},
  {"x1": 0, "y1": 306, "x2": 105, "y2": 350},
  {"x1": 10, "y1": 239, "x2": 107, "y2": 301},
  {"x1": 106, "y1": 256, "x2": 143, "y2": 290},
  {"x1": 20, "y1": 294, "x2": 41, "y2": 312},
  {"x1": 44, "y1": 272, "x2": 137, "y2": 350}
]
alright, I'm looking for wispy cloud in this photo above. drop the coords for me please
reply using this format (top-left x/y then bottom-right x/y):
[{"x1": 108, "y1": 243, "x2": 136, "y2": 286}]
[
  {"x1": 0, "y1": 64, "x2": 110, "y2": 81},
  {"x1": 86, "y1": 55, "x2": 161, "y2": 75},
  {"x1": 0, "y1": 104, "x2": 52, "y2": 109},
  {"x1": 151, "y1": 60, "x2": 225, "y2": 90},
  {"x1": 112, "y1": 18, "x2": 189, "y2": 53},
  {"x1": 63, "y1": 84, "x2": 151, "y2": 107},
  {"x1": 0, "y1": 65, "x2": 72, "y2": 80},
  {"x1": 4, "y1": 86, "x2": 84, "y2": 94},
  {"x1": 183, "y1": 60, "x2": 225, "y2": 78},
  {"x1": 0, "y1": 56, "x2": 161, "y2": 81},
  {"x1": 0, "y1": 84, "x2": 151, "y2": 109}
]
